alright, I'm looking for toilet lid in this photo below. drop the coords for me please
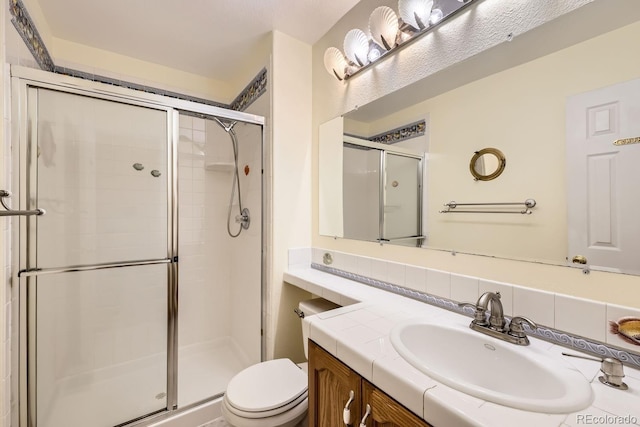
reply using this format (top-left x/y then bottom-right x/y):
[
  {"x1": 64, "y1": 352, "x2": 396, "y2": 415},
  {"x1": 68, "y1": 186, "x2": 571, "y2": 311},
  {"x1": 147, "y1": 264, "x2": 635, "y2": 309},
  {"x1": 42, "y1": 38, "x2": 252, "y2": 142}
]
[{"x1": 225, "y1": 359, "x2": 308, "y2": 413}]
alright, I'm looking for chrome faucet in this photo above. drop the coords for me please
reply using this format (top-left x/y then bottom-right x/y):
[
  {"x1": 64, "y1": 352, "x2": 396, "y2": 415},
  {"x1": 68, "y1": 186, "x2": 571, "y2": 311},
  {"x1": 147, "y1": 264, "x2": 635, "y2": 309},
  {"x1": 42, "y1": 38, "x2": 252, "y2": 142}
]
[
  {"x1": 477, "y1": 291, "x2": 506, "y2": 331},
  {"x1": 459, "y1": 291, "x2": 537, "y2": 345}
]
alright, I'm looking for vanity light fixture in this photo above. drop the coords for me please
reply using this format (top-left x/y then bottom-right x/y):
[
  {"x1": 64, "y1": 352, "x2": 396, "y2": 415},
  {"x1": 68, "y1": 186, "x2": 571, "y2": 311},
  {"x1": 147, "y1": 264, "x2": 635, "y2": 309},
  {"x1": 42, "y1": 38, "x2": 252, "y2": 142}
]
[{"x1": 324, "y1": 0, "x2": 479, "y2": 81}]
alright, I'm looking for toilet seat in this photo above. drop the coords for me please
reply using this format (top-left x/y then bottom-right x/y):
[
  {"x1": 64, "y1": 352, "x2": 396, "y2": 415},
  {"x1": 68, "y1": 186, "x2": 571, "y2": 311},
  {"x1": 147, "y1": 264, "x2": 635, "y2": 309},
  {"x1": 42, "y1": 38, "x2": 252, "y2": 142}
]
[{"x1": 225, "y1": 359, "x2": 308, "y2": 418}]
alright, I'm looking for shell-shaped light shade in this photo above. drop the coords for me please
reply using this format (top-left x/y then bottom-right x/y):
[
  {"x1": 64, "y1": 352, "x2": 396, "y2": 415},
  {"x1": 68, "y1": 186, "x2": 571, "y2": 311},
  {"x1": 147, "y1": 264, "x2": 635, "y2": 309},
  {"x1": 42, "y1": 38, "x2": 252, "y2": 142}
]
[
  {"x1": 398, "y1": 0, "x2": 434, "y2": 30},
  {"x1": 369, "y1": 6, "x2": 399, "y2": 51},
  {"x1": 324, "y1": 47, "x2": 348, "y2": 81},
  {"x1": 343, "y1": 29, "x2": 370, "y2": 67}
]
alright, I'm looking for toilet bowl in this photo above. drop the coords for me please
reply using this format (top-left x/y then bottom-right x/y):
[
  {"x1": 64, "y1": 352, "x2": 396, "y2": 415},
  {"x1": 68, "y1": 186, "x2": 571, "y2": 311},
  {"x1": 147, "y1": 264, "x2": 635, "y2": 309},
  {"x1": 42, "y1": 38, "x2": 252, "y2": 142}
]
[{"x1": 222, "y1": 298, "x2": 340, "y2": 427}]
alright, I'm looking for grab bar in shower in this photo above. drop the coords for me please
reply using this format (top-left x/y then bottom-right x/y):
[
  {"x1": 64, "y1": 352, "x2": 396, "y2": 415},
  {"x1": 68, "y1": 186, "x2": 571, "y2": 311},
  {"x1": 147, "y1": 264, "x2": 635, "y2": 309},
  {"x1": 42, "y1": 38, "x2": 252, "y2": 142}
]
[
  {"x1": 0, "y1": 190, "x2": 46, "y2": 217},
  {"x1": 439, "y1": 199, "x2": 536, "y2": 215}
]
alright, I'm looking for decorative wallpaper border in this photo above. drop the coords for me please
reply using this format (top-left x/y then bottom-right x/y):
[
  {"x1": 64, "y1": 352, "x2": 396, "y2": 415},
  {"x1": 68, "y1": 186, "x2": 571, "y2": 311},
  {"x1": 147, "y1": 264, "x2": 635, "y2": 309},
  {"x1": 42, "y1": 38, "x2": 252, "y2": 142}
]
[
  {"x1": 8, "y1": 0, "x2": 267, "y2": 112},
  {"x1": 51, "y1": 65, "x2": 230, "y2": 109},
  {"x1": 230, "y1": 68, "x2": 267, "y2": 112},
  {"x1": 9, "y1": 0, "x2": 55, "y2": 71},
  {"x1": 368, "y1": 120, "x2": 426, "y2": 144},
  {"x1": 311, "y1": 262, "x2": 640, "y2": 369}
]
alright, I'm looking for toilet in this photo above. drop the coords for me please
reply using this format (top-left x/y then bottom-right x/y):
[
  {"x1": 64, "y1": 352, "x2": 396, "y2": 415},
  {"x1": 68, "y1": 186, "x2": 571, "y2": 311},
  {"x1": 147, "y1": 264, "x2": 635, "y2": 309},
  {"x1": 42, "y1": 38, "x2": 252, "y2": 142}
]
[{"x1": 222, "y1": 298, "x2": 340, "y2": 427}]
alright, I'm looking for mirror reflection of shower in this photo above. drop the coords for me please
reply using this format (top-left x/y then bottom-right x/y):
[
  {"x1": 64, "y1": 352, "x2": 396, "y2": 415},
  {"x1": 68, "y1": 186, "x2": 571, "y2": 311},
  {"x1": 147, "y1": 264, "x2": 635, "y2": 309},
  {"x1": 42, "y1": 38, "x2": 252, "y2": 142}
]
[{"x1": 213, "y1": 117, "x2": 250, "y2": 237}]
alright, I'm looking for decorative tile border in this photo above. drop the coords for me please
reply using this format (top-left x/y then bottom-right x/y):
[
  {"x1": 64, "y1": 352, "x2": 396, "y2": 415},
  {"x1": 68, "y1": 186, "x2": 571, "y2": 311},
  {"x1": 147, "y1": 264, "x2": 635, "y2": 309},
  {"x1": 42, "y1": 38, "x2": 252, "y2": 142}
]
[
  {"x1": 9, "y1": 0, "x2": 55, "y2": 71},
  {"x1": 368, "y1": 120, "x2": 426, "y2": 145},
  {"x1": 52, "y1": 65, "x2": 230, "y2": 109},
  {"x1": 9, "y1": 0, "x2": 267, "y2": 112},
  {"x1": 230, "y1": 68, "x2": 267, "y2": 112},
  {"x1": 49, "y1": 66, "x2": 267, "y2": 112},
  {"x1": 311, "y1": 262, "x2": 640, "y2": 369}
]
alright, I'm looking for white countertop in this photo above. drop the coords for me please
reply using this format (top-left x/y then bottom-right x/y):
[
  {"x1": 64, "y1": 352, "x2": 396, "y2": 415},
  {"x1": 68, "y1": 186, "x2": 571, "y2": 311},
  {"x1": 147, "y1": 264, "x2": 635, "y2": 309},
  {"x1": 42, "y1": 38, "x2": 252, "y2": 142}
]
[{"x1": 284, "y1": 267, "x2": 640, "y2": 427}]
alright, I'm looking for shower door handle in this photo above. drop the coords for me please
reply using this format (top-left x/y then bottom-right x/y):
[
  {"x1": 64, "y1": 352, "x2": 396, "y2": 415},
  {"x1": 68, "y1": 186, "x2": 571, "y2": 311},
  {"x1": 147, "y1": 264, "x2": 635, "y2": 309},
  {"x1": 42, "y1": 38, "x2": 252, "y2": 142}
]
[{"x1": 0, "y1": 190, "x2": 46, "y2": 216}]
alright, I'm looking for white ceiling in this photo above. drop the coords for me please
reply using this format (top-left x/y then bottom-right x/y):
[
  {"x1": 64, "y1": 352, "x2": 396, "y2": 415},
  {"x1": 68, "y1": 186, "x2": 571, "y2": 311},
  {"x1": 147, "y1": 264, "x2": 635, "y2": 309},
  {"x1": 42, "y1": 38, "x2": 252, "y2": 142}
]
[{"x1": 35, "y1": 0, "x2": 362, "y2": 80}]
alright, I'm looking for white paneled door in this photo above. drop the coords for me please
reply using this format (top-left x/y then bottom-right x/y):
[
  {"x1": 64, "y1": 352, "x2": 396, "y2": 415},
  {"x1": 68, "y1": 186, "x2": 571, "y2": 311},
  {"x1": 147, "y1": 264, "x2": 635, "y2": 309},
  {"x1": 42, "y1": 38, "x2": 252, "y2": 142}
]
[{"x1": 566, "y1": 78, "x2": 640, "y2": 274}]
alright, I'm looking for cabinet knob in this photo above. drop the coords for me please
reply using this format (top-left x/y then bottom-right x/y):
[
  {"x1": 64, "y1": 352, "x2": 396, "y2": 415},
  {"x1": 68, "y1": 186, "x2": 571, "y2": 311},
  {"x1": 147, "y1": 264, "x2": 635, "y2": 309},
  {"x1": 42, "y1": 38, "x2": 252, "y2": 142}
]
[
  {"x1": 359, "y1": 403, "x2": 371, "y2": 427},
  {"x1": 343, "y1": 390, "x2": 355, "y2": 425}
]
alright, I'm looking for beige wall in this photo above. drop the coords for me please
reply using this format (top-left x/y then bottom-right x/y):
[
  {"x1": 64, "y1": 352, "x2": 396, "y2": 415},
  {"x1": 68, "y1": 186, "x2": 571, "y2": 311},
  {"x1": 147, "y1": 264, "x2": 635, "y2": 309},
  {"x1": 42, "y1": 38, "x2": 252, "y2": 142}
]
[
  {"x1": 311, "y1": 1, "x2": 640, "y2": 308},
  {"x1": 51, "y1": 38, "x2": 236, "y2": 102},
  {"x1": 361, "y1": 21, "x2": 640, "y2": 267},
  {"x1": 269, "y1": 31, "x2": 313, "y2": 361},
  {"x1": 18, "y1": 0, "x2": 266, "y2": 103},
  {"x1": 311, "y1": 0, "x2": 601, "y2": 126}
]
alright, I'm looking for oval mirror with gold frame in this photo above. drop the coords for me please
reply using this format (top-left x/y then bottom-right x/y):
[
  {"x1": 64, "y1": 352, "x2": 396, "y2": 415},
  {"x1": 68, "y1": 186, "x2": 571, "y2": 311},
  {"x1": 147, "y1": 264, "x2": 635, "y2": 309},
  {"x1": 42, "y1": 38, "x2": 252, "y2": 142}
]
[{"x1": 470, "y1": 148, "x2": 506, "y2": 181}]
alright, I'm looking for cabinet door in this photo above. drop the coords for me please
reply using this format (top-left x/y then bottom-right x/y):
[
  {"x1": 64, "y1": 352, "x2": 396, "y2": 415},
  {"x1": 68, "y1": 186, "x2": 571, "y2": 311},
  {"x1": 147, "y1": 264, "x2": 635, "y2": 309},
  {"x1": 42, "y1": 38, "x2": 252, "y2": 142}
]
[
  {"x1": 362, "y1": 380, "x2": 432, "y2": 427},
  {"x1": 308, "y1": 340, "x2": 362, "y2": 427}
]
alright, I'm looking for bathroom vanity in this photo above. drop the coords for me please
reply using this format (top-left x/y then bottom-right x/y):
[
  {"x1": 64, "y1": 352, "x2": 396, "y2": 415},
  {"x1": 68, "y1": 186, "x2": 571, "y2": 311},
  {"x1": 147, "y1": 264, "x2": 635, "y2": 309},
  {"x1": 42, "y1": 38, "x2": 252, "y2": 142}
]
[
  {"x1": 286, "y1": 259, "x2": 640, "y2": 427},
  {"x1": 308, "y1": 340, "x2": 430, "y2": 426}
]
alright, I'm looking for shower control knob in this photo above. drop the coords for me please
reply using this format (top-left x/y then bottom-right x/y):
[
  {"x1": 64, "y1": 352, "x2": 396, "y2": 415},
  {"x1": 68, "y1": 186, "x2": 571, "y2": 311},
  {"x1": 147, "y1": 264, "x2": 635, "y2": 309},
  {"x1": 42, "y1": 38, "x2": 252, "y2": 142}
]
[{"x1": 235, "y1": 208, "x2": 251, "y2": 230}]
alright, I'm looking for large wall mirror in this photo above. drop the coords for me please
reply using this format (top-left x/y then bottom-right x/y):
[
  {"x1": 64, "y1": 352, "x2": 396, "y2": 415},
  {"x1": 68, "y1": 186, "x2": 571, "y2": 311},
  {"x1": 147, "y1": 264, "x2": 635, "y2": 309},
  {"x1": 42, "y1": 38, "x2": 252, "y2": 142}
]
[
  {"x1": 320, "y1": 118, "x2": 426, "y2": 246},
  {"x1": 319, "y1": 1, "x2": 640, "y2": 276}
]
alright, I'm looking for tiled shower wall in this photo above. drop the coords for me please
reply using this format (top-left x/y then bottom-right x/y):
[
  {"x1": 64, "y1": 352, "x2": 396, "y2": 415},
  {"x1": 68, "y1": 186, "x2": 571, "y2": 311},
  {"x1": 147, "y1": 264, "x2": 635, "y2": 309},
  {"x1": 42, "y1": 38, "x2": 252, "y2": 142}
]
[
  {"x1": 224, "y1": 115, "x2": 263, "y2": 360},
  {"x1": 178, "y1": 115, "x2": 233, "y2": 348},
  {"x1": 178, "y1": 112, "x2": 262, "y2": 366}
]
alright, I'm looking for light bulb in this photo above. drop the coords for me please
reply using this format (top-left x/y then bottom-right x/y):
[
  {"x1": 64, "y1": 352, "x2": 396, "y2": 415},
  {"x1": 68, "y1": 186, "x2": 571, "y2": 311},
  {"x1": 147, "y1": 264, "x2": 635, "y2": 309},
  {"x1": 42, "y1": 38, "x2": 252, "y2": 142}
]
[
  {"x1": 368, "y1": 46, "x2": 382, "y2": 63},
  {"x1": 430, "y1": 8, "x2": 443, "y2": 24}
]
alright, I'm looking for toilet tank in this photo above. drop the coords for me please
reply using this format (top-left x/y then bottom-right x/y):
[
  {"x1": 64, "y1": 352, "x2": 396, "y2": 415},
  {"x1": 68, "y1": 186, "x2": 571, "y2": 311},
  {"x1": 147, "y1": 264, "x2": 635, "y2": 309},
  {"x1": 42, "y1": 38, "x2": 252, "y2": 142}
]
[{"x1": 298, "y1": 298, "x2": 340, "y2": 359}]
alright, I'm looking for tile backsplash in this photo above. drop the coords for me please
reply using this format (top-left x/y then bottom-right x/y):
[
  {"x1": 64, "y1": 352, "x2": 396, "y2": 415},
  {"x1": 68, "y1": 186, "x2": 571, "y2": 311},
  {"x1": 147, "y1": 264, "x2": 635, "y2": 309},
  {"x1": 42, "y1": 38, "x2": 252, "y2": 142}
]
[{"x1": 287, "y1": 247, "x2": 640, "y2": 364}]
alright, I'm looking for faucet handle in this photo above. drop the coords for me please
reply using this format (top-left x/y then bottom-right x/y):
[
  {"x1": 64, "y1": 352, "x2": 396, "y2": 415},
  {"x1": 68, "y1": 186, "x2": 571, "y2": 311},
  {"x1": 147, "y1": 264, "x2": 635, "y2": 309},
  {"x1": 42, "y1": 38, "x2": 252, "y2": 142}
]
[
  {"x1": 507, "y1": 316, "x2": 537, "y2": 338},
  {"x1": 458, "y1": 302, "x2": 487, "y2": 324},
  {"x1": 458, "y1": 302, "x2": 478, "y2": 310}
]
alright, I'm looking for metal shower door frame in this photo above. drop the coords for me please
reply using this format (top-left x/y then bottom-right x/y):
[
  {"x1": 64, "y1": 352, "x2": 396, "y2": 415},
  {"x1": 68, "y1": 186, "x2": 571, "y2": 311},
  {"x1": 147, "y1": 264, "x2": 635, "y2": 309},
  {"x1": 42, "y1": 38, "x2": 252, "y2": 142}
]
[{"x1": 10, "y1": 66, "x2": 266, "y2": 427}]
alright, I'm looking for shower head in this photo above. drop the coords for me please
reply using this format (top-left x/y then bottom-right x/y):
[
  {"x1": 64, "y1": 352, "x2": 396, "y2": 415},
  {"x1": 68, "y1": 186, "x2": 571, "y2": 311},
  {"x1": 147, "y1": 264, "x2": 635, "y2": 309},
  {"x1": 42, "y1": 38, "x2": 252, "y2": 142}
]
[{"x1": 212, "y1": 116, "x2": 237, "y2": 133}]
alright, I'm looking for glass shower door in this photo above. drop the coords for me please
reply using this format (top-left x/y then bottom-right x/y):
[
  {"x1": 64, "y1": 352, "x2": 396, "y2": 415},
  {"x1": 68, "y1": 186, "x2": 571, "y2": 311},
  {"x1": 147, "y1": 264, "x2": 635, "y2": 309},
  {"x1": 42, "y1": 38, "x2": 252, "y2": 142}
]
[
  {"x1": 383, "y1": 152, "x2": 422, "y2": 243},
  {"x1": 25, "y1": 87, "x2": 172, "y2": 427}
]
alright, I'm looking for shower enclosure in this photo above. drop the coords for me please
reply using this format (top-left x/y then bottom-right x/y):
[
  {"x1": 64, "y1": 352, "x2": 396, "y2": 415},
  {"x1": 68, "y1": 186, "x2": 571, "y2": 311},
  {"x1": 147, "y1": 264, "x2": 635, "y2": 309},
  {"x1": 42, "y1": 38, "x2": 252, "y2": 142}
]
[{"x1": 11, "y1": 67, "x2": 265, "y2": 427}]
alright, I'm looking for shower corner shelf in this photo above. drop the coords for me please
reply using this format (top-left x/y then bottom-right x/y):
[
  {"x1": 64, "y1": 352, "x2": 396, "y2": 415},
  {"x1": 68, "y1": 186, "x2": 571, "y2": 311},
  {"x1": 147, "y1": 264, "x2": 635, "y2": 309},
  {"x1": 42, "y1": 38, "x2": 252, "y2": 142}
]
[{"x1": 205, "y1": 162, "x2": 235, "y2": 172}]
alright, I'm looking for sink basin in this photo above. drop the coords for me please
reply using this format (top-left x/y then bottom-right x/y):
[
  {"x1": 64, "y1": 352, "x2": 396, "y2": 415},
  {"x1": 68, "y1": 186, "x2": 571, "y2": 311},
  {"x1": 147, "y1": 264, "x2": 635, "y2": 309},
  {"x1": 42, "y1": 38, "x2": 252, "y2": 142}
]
[{"x1": 390, "y1": 320, "x2": 593, "y2": 413}]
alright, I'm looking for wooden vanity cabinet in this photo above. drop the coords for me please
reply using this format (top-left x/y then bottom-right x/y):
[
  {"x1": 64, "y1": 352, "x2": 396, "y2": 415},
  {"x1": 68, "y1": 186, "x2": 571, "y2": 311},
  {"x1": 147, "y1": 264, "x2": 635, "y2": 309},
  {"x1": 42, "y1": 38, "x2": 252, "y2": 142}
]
[
  {"x1": 308, "y1": 340, "x2": 432, "y2": 427},
  {"x1": 308, "y1": 339, "x2": 363, "y2": 426}
]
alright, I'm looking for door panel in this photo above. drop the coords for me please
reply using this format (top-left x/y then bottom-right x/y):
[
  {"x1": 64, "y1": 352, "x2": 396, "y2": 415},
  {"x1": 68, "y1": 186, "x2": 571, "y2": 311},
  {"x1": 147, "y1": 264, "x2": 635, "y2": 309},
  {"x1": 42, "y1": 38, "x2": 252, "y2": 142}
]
[
  {"x1": 384, "y1": 153, "x2": 421, "y2": 241},
  {"x1": 33, "y1": 265, "x2": 168, "y2": 427},
  {"x1": 566, "y1": 78, "x2": 640, "y2": 273},
  {"x1": 362, "y1": 380, "x2": 431, "y2": 427},
  {"x1": 343, "y1": 145, "x2": 381, "y2": 242},
  {"x1": 34, "y1": 88, "x2": 169, "y2": 268},
  {"x1": 308, "y1": 340, "x2": 362, "y2": 427},
  {"x1": 24, "y1": 87, "x2": 173, "y2": 427}
]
